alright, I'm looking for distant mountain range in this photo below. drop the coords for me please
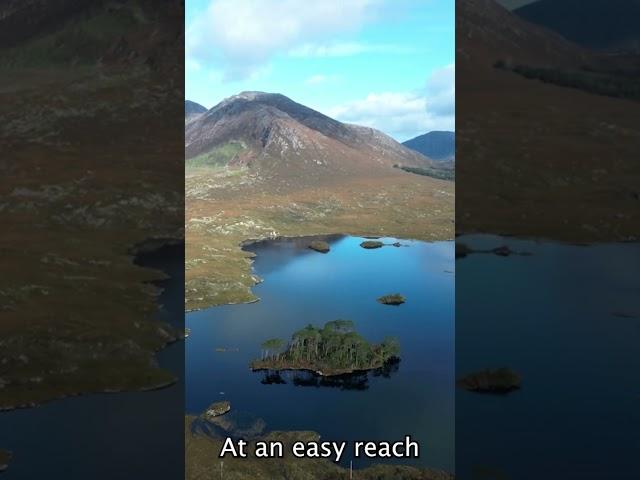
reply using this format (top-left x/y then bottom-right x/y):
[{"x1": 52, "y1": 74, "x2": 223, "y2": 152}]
[
  {"x1": 185, "y1": 100, "x2": 207, "y2": 122},
  {"x1": 185, "y1": 92, "x2": 439, "y2": 181},
  {"x1": 456, "y1": 0, "x2": 640, "y2": 241},
  {"x1": 402, "y1": 131, "x2": 455, "y2": 161},
  {"x1": 515, "y1": 0, "x2": 640, "y2": 52}
]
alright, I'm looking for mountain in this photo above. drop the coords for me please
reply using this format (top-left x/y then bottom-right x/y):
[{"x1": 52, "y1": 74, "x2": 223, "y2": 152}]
[
  {"x1": 456, "y1": 0, "x2": 639, "y2": 241},
  {"x1": 185, "y1": 91, "x2": 434, "y2": 179},
  {"x1": 403, "y1": 131, "x2": 455, "y2": 161},
  {"x1": 458, "y1": 0, "x2": 588, "y2": 69},
  {"x1": 515, "y1": 0, "x2": 640, "y2": 52},
  {"x1": 185, "y1": 100, "x2": 207, "y2": 122},
  {"x1": 496, "y1": 0, "x2": 537, "y2": 8},
  {"x1": 0, "y1": 0, "x2": 183, "y2": 71}
]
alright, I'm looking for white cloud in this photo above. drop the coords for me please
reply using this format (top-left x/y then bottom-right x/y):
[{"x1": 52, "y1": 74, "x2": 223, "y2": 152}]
[
  {"x1": 425, "y1": 63, "x2": 454, "y2": 117},
  {"x1": 290, "y1": 42, "x2": 415, "y2": 58},
  {"x1": 186, "y1": 58, "x2": 202, "y2": 72},
  {"x1": 327, "y1": 65, "x2": 455, "y2": 141},
  {"x1": 326, "y1": 64, "x2": 455, "y2": 141},
  {"x1": 187, "y1": 0, "x2": 382, "y2": 80}
]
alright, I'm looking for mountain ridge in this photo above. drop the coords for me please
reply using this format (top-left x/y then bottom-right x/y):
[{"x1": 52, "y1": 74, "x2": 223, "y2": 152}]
[
  {"x1": 515, "y1": 0, "x2": 640, "y2": 52},
  {"x1": 185, "y1": 100, "x2": 207, "y2": 122},
  {"x1": 403, "y1": 131, "x2": 455, "y2": 161},
  {"x1": 185, "y1": 92, "x2": 436, "y2": 180}
]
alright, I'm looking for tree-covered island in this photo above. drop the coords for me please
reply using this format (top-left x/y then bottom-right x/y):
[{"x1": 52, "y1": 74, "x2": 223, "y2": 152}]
[{"x1": 251, "y1": 320, "x2": 400, "y2": 376}]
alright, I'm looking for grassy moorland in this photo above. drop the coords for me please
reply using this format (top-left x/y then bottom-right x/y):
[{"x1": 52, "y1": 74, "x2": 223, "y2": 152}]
[
  {"x1": 0, "y1": 0, "x2": 184, "y2": 411},
  {"x1": 185, "y1": 164, "x2": 454, "y2": 311},
  {"x1": 0, "y1": 66, "x2": 183, "y2": 411}
]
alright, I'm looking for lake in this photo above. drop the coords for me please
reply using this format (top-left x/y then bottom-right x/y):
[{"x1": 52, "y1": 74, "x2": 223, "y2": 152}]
[
  {"x1": 456, "y1": 235, "x2": 640, "y2": 479},
  {"x1": 186, "y1": 235, "x2": 455, "y2": 472},
  {"x1": 0, "y1": 243, "x2": 185, "y2": 479}
]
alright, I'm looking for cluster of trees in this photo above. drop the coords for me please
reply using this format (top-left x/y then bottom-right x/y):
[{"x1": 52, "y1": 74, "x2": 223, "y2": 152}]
[
  {"x1": 255, "y1": 320, "x2": 400, "y2": 374},
  {"x1": 494, "y1": 60, "x2": 640, "y2": 102},
  {"x1": 393, "y1": 164, "x2": 455, "y2": 181}
]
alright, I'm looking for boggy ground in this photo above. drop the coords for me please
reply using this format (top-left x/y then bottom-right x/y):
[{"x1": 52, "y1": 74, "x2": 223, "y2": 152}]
[
  {"x1": 185, "y1": 166, "x2": 454, "y2": 311},
  {"x1": 0, "y1": 66, "x2": 183, "y2": 410},
  {"x1": 185, "y1": 417, "x2": 453, "y2": 480}
]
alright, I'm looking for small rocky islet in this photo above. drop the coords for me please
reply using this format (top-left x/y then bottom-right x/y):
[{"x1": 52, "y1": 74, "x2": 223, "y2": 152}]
[
  {"x1": 360, "y1": 240, "x2": 385, "y2": 249},
  {"x1": 456, "y1": 242, "x2": 532, "y2": 259},
  {"x1": 378, "y1": 294, "x2": 406, "y2": 305},
  {"x1": 205, "y1": 400, "x2": 231, "y2": 419},
  {"x1": 197, "y1": 402, "x2": 267, "y2": 441},
  {"x1": 308, "y1": 240, "x2": 330, "y2": 253}
]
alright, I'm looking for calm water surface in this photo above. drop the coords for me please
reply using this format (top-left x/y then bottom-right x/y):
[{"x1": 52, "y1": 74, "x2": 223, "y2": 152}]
[
  {"x1": 457, "y1": 235, "x2": 640, "y2": 479},
  {"x1": 186, "y1": 236, "x2": 455, "y2": 471}
]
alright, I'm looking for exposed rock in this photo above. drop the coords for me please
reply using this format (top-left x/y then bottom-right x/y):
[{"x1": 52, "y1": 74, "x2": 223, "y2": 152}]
[
  {"x1": 308, "y1": 240, "x2": 330, "y2": 253},
  {"x1": 457, "y1": 368, "x2": 522, "y2": 394},
  {"x1": 360, "y1": 240, "x2": 384, "y2": 249},
  {"x1": 200, "y1": 411, "x2": 267, "y2": 441},
  {"x1": 378, "y1": 294, "x2": 406, "y2": 306},
  {"x1": 205, "y1": 400, "x2": 231, "y2": 419}
]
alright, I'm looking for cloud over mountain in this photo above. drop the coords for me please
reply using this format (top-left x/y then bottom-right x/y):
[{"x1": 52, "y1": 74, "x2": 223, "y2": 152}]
[
  {"x1": 326, "y1": 64, "x2": 455, "y2": 141},
  {"x1": 187, "y1": 0, "x2": 381, "y2": 80}
]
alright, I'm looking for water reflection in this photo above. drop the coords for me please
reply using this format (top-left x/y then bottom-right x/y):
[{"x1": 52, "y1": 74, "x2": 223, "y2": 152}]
[{"x1": 257, "y1": 358, "x2": 401, "y2": 391}]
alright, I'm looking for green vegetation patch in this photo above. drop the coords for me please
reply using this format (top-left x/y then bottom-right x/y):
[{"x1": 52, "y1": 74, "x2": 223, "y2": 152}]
[
  {"x1": 495, "y1": 60, "x2": 640, "y2": 102},
  {"x1": 251, "y1": 320, "x2": 400, "y2": 376},
  {"x1": 186, "y1": 142, "x2": 247, "y2": 169},
  {"x1": 394, "y1": 164, "x2": 455, "y2": 181},
  {"x1": 0, "y1": 3, "x2": 144, "y2": 67}
]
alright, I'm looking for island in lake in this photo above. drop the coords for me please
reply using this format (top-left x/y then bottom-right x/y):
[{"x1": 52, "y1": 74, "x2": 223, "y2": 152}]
[
  {"x1": 378, "y1": 293, "x2": 406, "y2": 305},
  {"x1": 0, "y1": 449, "x2": 11, "y2": 473},
  {"x1": 251, "y1": 320, "x2": 400, "y2": 376}
]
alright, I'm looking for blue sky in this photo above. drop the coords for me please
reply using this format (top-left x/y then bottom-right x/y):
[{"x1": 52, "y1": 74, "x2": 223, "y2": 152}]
[{"x1": 186, "y1": 0, "x2": 454, "y2": 141}]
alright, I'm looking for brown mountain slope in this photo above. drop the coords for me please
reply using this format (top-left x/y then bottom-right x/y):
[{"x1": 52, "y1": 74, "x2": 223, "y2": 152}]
[
  {"x1": 456, "y1": 0, "x2": 640, "y2": 241},
  {"x1": 458, "y1": 0, "x2": 589, "y2": 68},
  {"x1": 185, "y1": 92, "x2": 434, "y2": 182}
]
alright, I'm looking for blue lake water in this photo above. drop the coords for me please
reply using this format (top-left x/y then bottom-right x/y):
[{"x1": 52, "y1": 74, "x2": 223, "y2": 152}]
[
  {"x1": 0, "y1": 244, "x2": 184, "y2": 479},
  {"x1": 186, "y1": 236, "x2": 455, "y2": 472},
  {"x1": 456, "y1": 235, "x2": 640, "y2": 479}
]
